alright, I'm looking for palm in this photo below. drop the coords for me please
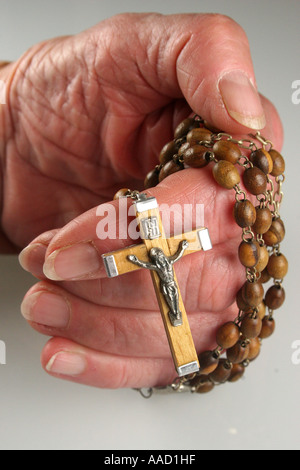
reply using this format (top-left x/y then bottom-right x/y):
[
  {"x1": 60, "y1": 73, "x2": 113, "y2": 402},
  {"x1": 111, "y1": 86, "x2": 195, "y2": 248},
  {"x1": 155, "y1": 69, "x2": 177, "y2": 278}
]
[{"x1": 3, "y1": 29, "x2": 189, "y2": 248}]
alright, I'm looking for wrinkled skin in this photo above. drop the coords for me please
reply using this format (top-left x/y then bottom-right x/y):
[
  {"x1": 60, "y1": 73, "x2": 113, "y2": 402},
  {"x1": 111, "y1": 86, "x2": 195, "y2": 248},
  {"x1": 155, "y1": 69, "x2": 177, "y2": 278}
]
[{"x1": 0, "y1": 13, "x2": 283, "y2": 389}]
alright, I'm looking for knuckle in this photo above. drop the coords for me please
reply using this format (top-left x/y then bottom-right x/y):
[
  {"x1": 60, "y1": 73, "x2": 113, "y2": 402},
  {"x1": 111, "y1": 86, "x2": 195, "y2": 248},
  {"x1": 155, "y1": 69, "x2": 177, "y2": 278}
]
[
  {"x1": 207, "y1": 13, "x2": 246, "y2": 35},
  {"x1": 201, "y1": 13, "x2": 250, "y2": 49}
]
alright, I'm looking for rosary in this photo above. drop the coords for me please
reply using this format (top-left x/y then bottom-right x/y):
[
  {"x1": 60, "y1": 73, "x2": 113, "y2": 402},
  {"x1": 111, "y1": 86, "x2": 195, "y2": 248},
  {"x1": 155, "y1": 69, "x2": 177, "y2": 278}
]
[{"x1": 102, "y1": 115, "x2": 287, "y2": 397}]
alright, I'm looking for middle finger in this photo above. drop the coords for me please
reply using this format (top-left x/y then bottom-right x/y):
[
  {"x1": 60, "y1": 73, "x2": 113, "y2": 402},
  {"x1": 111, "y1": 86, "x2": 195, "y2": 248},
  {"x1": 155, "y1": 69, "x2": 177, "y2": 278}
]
[{"x1": 21, "y1": 280, "x2": 237, "y2": 358}]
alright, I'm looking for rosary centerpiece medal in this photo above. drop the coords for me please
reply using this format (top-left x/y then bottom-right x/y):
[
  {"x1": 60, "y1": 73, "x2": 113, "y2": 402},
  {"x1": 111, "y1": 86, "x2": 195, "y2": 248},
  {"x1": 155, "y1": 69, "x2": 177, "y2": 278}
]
[{"x1": 102, "y1": 192, "x2": 212, "y2": 377}]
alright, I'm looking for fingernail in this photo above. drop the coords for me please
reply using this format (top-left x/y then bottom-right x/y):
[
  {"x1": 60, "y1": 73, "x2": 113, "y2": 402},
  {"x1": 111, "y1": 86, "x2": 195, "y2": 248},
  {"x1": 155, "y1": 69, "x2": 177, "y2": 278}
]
[
  {"x1": 19, "y1": 243, "x2": 48, "y2": 278},
  {"x1": 219, "y1": 70, "x2": 266, "y2": 130},
  {"x1": 46, "y1": 351, "x2": 87, "y2": 376},
  {"x1": 43, "y1": 243, "x2": 101, "y2": 281},
  {"x1": 21, "y1": 291, "x2": 70, "y2": 329}
]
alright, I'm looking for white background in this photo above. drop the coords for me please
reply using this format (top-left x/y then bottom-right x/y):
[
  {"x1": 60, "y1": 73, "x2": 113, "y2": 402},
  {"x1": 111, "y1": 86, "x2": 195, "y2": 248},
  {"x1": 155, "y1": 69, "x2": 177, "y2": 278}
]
[{"x1": 0, "y1": 0, "x2": 299, "y2": 450}]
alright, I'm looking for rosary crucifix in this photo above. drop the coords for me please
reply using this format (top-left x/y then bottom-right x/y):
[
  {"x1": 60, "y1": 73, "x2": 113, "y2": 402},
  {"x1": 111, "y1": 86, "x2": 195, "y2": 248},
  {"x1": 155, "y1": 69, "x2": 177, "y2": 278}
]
[
  {"x1": 128, "y1": 241, "x2": 189, "y2": 328},
  {"x1": 102, "y1": 193, "x2": 212, "y2": 377}
]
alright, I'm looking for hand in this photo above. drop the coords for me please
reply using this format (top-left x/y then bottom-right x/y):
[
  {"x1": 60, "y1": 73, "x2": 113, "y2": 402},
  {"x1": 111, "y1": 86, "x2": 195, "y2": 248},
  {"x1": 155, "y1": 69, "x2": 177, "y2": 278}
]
[
  {"x1": 0, "y1": 13, "x2": 282, "y2": 253},
  {"x1": 17, "y1": 13, "x2": 283, "y2": 390}
]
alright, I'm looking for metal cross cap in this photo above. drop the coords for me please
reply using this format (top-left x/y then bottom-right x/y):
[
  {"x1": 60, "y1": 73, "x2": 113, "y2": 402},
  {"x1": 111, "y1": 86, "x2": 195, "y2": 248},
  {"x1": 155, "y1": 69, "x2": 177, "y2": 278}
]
[{"x1": 102, "y1": 194, "x2": 212, "y2": 377}]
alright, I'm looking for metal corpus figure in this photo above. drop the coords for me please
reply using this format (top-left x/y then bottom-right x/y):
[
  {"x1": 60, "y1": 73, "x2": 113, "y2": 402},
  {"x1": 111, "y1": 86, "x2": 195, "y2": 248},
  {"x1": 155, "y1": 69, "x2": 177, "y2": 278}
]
[{"x1": 128, "y1": 240, "x2": 189, "y2": 326}]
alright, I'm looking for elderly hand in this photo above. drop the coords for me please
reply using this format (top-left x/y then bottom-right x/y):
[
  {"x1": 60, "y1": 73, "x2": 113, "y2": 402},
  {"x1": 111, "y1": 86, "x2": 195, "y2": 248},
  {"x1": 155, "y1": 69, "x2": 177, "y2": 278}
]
[{"x1": 14, "y1": 13, "x2": 283, "y2": 389}]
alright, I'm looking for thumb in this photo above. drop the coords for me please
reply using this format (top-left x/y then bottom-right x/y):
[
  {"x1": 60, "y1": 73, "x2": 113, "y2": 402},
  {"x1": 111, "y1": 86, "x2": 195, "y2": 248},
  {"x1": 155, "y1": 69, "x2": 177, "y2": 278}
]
[
  {"x1": 175, "y1": 14, "x2": 266, "y2": 131},
  {"x1": 95, "y1": 13, "x2": 266, "y2": 132}
]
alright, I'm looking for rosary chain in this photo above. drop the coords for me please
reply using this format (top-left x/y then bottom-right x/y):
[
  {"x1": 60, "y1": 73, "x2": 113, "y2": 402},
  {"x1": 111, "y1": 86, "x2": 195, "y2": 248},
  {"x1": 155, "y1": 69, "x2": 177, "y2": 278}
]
[{"x1": 133, "y1": 114, "x2": 286, "y2": 396}]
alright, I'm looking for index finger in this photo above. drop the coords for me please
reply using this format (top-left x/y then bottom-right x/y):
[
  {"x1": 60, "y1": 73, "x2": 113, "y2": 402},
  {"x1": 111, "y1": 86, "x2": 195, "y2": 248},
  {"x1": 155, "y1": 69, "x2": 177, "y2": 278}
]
[{"x1": 38, "y1": 165, "x2": 243, "y2": 282}]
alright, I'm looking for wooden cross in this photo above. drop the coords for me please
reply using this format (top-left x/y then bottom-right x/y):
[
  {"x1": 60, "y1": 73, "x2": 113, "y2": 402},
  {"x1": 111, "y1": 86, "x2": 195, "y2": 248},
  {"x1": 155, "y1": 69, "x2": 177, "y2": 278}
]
[{"x1": 102, "y1": 195, "x2": 212, "y2": 377}]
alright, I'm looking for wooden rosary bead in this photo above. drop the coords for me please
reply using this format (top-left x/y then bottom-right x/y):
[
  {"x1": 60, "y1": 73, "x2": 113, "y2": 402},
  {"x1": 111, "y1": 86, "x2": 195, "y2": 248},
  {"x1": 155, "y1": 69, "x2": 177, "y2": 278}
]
[
  {"x1": 242, "y1": 280, "x2": 264, "y2": 308},
  {"x1": 191, "y1": 375, "x2": 215, "y2": 394},
  {"x1": 183, "y1": 145, "x2": 210, "y2": 168},
  {"x1": 260, "y1": 267, "x2": 271, "y2": 284},
  {"x1": 250, "y1": 149, "x2": 273, "y2": 175},
  {"x1": 174, "y1": 117, "x2": 198, "y2": 140},
  {"x1": 248, "y1": 337, "x2": 261, "y2": 361},
  {"x1": 259, "y1": 316, "x2": 276, "y2": 339},
  {"x1": 213, "y1": 160, "x2": 240, "y2": 189},
  {"x1": 255, "y1": 245, "x2": 269, "y2": 273},
  {"x1": 159, "y1": 141, "x2": 179, "y2": 165},
  {"x1": 159, "y1": 160, "x2": 184, "y2": 182},
  {"x1": 257, "y1": 301, "x2": 267, "y2": 320},
  {"x1": 234, "y1": 200, "x2": 256, "y2": 228},
  {"x1": 267, "y1": 253, "x2": 288, "y2": 279},
  {"x1": 203, "y1": 120, "x2": 221, "y2": 133},
  {"x1": 252, "y1": 206, "x2": 273, "y2": 234},
  {"x1": 238, "y1": 240, "x2": 260, "y2": 268},
  {"x1": 263, "y1": 218, "x2": 285, "y2": 246},
  {"x1": 236, "y1": 287, "x2": 253, "y2": 311},
  {"x1": 198, "y1": 350, "x2": 219, "y2": 375},
  {"x1": 228, "y1": 363, "x2": 245, "y2": 383},
  {"x1": 240, "y1": 313, "x2": 262, "y2": 339},
  {"x1": 212, "y1": 140, "x2": 242, "y2": 164},
  {"x1": 186, "y1": 127, "x2": 212, "y2": 146},
  {"x1": 243, "y1": 167, "x2": 267, "y2": 195},
  {"x1": 178, "y1": 141, "x2": 190, "y2": 157},
  {"x1": 216, "y1": 322, "x2": 240, "y2": 349},
  {"x1": 209, "y1": 359, "x2": 232, "y2": 383},
  {"x1": 144, "y1": 168, "x2": 160, "y2": 189},
  {"x1": 265, "y1": 284, "x2": 285, "y2": 310},
  {"x1": 113, "y1": 188, "x2": 130, "y2": 200},
  {"x1": 226, "y1": 340, "x2": 250, "y2": 364},
  {"x1": 269, "y1": 149, "x2": 285, "y2": 177}
]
